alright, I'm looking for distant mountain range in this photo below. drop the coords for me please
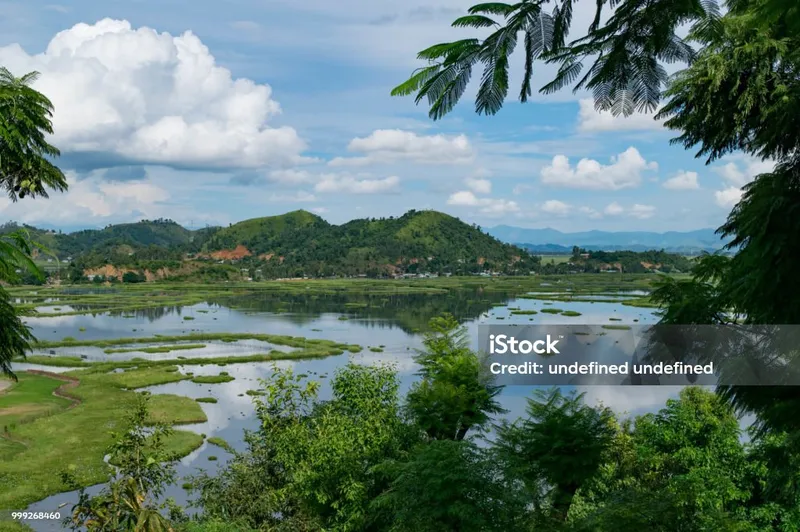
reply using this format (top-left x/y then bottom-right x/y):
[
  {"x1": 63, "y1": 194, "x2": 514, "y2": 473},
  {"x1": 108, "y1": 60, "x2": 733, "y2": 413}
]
[{"x1": 487, "y1": 225, "x2": 730, "y2": 254}]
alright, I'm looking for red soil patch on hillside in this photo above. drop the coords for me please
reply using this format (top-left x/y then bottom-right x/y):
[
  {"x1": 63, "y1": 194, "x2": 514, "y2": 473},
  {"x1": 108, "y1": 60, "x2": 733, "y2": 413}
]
[{"x1": 210, "y1": 245, "x2": 252, "y2": 260}]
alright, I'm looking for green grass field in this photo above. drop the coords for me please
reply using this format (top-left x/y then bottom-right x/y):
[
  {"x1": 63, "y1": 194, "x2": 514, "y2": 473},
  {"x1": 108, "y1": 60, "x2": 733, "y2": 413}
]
[{"x1": 0, "y1": 368, "x2": 207, "y2": 510}]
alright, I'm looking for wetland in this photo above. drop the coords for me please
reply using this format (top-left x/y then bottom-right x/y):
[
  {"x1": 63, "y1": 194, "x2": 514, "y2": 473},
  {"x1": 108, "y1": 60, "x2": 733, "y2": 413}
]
[{"x1": 1, "y1": 275, "x2": 669, "y2": 530}]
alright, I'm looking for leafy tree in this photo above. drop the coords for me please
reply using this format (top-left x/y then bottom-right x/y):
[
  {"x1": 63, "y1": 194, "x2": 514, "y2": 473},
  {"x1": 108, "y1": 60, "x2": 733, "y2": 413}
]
[
  {"x1": 194, "y1": 364, "x2": 417, "y2": 531},
  {"x1": 405, "y1": 314, "x2": 505, "y2": 441},
  {"x1": 370, "y1": 439, "x2": 531, "y2": 532},
  {"x1": 495, "y1": 388, "x2": 616, "y2": 524},
  {"x1": 0, "y1": 230, "x2": 43, "y2": 377},
  {"x1": 0, "y1": 67, "x2": 67, "y2": 200},
  {"x1": 0, "y1": 67, "x2": 66, "y2": 377}
]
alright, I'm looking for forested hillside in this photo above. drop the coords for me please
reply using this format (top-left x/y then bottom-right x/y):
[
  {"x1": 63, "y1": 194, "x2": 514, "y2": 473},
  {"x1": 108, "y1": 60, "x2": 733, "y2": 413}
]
[
  {"x1": 3, "y1": 210, "x2": 539, "y2": 280},
  {"x1": 203, "y1": 209, "x2": 538, "y2": 277}
]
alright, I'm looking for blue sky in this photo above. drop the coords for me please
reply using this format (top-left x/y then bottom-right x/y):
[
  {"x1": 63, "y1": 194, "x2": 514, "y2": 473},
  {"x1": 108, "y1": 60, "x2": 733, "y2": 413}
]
[{"x1": 0, "y1": 0, "x2": 773, "y2": 233}]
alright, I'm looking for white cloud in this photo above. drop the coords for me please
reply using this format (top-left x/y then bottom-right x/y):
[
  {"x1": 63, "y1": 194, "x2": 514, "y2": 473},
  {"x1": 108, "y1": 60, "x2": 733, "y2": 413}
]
[
  {"x1": 712, "y1": 156, "x2": 776, "y2": 209},
  {"x1": 314, "y1": 174, "x2": 400, "y2": 194},
  {"x1": 579, "y1": 206, "x2": 602, "y2": 219},
  {"x1": 540, "y1": 200, "x2": 571, "y2": 216},
  {"x1": 602, "y1": 202, "x2": 655, "y2": 219},
  {"x1": 577, "y1": 99, "x2": 664, "y2": 132},
  {"x1": 0, "y1": 172, "x2": 175, "y2": 224},
  {"x1": 715, "y1": 187, "x2": 743, "y2": 208},
  {"x1": 630, "y1": 204, "x2": 656, "y2": 219},
  {"x1": 268, "y1": 191, "x2": 317, "y2": 202},
  {"x1": 329, "y1": 129, "x2": 474, "y2": 166},
  {"x1": 663, "y1": 170, "x2": 699, "y2": 190},
  {"x1": 446, "y1": 190, "x2": 519, "y2": 216},
  {"x1": 464, "y1": 177, "x2": 492, "y2": 194},
  {"x1": 604, "y1": 202, "x2": 624, "y2": 216},
  {"x1": 540, "y1": 147, "x2": 658, "y2": 190},
  {"x1": 310, "y1": 207, "x2": 328, "y2": 214},
  {"x1": 0, "y1": 19, "x2": 309, "y2": 170}
]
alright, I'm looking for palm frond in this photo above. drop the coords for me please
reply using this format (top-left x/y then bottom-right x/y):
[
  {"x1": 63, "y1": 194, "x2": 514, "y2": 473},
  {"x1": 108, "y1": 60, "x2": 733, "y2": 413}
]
[
  {"x1": 391, "y1": 66, "x2": 442, "y2": 97},
  {"x1": 467, "y1": 3, "x2": 516, "y2": 16},
  {"x1": 451, "y1": 15, "x2": 499, "y2": 28},
  {"x1": 539, "y1": 57, "x2": 583, "y2": 95},
  {"x1": 551, "y1": 0, "x2": 574, "y2": 50}
]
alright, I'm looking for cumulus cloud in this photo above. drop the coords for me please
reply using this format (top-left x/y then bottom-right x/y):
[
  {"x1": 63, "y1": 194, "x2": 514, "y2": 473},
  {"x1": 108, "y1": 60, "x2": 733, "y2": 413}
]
[
  {"x1": 540, "y1": 147, "x2": 658, "y2": 190},
  {"x1": 329, "y1": 129, "x2": 474, "y2": 166},
  {"x1": 712, "y1": 156, "x2": 776, "y2": 208},
  {"x1": 663, "y1": 170, "x2": 700, "y2": 190},
  {"x1": 465, "y1": 177, "x2": 492, "y2": 194},
  {"x1": 447, "y1": 190, "x2": 519, "y2": 216},
  {"x1": 604, "y1": 202, "x2": 624, "y2": 216},
  {"x1": 577, "y1": 99, "x2": 664, "y2": 132},
  {"x1": 314, "y1": 174, "x2": 400, "y2": 194},
  {"x1": 540, "y1": 200, "x2": 571, "y2": 216},
  {"x1": 0, "y1": 19, "x2": 309, "y2": 170},
  {"x1": 630, "y1": 204, "x2": 656, "y2": 219},
  {"x1": 0, "y1": 172, "x2": 176, "y2": 224},
  {"x1": 715, "y1": 187, "x2": 743, "y2": 208},
  {"x1": 579, "y1": 206, "x2": 602, "y2": 219},
  {"x1": 603, "y1": 202, "x2": 655, "y2": 219}
]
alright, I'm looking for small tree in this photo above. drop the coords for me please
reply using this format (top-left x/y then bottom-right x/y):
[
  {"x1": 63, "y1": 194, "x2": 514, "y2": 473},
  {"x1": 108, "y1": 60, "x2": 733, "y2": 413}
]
[
  {"x1": 495, "y1": 387, "x2": 616, "y2": 523},
  {"x1": 63, "y1": 394, "x2": 179, "y2": 531},
  {"x1": 406, "y1": 314, "x2": 505, "y2": 440}
]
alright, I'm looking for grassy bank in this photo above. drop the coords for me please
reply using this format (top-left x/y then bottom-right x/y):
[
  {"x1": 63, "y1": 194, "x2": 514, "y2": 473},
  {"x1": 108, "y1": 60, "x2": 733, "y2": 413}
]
[{"x1": 0, "y1": 368, "x2": 207, "y2": 510}]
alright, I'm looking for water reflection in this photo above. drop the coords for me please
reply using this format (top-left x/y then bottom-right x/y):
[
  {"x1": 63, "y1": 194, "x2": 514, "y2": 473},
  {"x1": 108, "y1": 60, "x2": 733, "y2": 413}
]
[{"x1": 16, "y1": 291, "x2": 669, "y2": 531}]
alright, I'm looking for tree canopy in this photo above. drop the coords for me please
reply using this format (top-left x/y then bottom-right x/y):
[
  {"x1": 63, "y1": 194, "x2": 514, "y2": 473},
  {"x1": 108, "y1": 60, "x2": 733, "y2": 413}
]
[{"x1": 0, "y1": 67, "x2": 66, "y2": 377}]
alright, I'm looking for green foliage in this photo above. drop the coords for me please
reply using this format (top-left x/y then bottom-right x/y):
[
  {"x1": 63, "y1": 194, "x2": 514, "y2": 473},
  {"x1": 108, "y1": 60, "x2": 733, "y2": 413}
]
[
  {"x1": 194, "y1": 364, "x2": 416, "y2": 531},
  {"x1": 567, "y1": 249, "x2": 694, "y2": 274},
  {"x1": 391, "y1": 0, "x2": 715, "y2": 119},
  {"x1": 496, "y1": 387, "x2": 616, "y2": 522},
  {"x1": 0, "y1": 67, "x2": 67, "y2": 200},
  {"x1": 62, "y1": 395, "x2": 180, "y2": 531},
  {"x1": 406, "y1": 314, "x2": 505, "y2": 440},
  {"x1": 204, "y1": 209, "x2": 538, "y2": 277},
  {"x1": 370, "y1": 440, "x2": 530, "y2": 531}
]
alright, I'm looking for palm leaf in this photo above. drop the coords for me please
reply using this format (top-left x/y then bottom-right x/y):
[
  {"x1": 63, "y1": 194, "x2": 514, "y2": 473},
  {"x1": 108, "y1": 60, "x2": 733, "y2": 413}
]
[
  {"x1": 467, "y1": 2, "x2": 516, "y2": 15},
  {"x1": 391, "y1": 65, "x2": 442, "y2": 97},
  {"x1": 451, "y1": 15, "x2": 499, "y2": 28}
]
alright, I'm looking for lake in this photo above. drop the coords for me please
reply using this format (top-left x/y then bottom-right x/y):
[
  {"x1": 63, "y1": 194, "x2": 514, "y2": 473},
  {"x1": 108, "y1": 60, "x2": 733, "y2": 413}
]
[{"x1": 12, "y1": 289, "x2": 680, "y2": 531}]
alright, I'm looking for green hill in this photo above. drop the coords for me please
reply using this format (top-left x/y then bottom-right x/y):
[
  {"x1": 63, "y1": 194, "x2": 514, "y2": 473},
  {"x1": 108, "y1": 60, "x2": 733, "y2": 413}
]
[
  {"x1": 202, "y1": 209, "x2": 537, "y2": 276},
  {"x1": 3, "y1": 210, "x2": 538, "y2": 279},
  {"x1": 0, "y1": 219, "x2": 220, "y2": 263}
]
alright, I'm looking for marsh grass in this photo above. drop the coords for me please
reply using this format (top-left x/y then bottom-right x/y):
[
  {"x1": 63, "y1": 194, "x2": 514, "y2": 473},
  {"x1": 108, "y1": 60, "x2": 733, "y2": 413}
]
[
  {"x1": 104, "y1": 344, "x2": 207, "y2": 354},
  {"x1": 0, "y1": 370, "x2": 206, "y2": 510},
  {"x1": 207, "y1": 436, "x2": 234, "y2": 453},
  {"x1": 191, "y1": 374, "x2": 235, "y2": 384}
]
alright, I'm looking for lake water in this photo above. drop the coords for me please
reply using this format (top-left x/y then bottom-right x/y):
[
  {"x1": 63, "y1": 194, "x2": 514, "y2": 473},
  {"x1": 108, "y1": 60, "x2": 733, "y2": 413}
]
[{"x1": 13, "y1": 291, "x2": 682, "y2": 530}]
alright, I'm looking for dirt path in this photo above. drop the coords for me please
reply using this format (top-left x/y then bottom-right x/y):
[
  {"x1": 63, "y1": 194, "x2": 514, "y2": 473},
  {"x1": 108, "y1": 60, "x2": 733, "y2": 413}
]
[{"x1": 0, "y1": 380, "x2": 11, "y2": 394}]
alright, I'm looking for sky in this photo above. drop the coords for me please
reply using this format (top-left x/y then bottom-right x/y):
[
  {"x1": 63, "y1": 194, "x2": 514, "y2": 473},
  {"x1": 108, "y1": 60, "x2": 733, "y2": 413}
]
[{"x1": 0, "y1": 0, "x2": 775, "y2": 233}]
